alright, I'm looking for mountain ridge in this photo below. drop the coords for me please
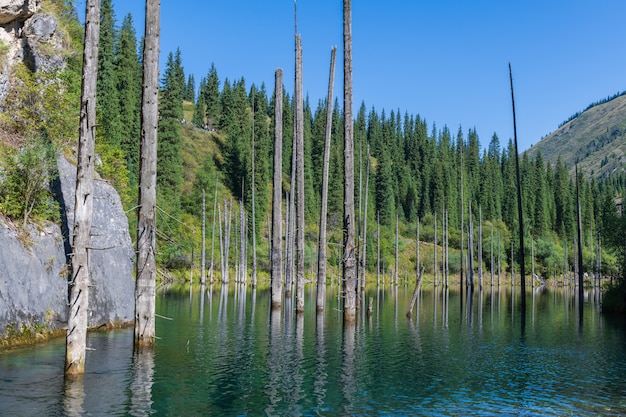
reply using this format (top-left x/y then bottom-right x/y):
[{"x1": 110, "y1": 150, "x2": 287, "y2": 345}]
[{"x1": 524, "y1": 92, "x2": 626, "y2": 178}]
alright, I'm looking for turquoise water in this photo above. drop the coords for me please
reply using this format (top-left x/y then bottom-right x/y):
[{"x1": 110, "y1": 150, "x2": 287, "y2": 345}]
[{"x1": 1, "y1": 284, "x2": 626, "y2": 416}]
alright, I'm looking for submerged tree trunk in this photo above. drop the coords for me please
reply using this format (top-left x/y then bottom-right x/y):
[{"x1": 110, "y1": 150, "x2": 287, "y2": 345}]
[
  {"x1": 361, "y1": 145, "x2": 370, "y2": 291},
  {"x1": 134, "y1": 0, "x2": 160, "y2": 350},
  {"x1": 65, "y1": 0, "x2": 100, "y2": 375},
  {"x1": 576, "y1": 164, "x2": 584, "y2": 319},
  {"x1": 406, "y1": 267, "x2": 425, "y2": 318},
  {"x1": 251, "y1": 88, "x2": 257, "y2": 288},
  {"x1": 210, "y1": 174, "x2": 218, "y2": 283},
  {"x1": 395, "y1": 215, "x2": 399, "y2": 286},
  {"x1": 343, "y1": 0, "x2": 357, "y2": 322},
  {"x1": 271, "y1": 68, "x2": 283, "y2": 309},
  {"x1": 295, "y1": 33, "x2": 305, "y2": 313},
  {"x1": 509, "y1": 62, "x2": 526, "y2": 312},
  {"x1": 201, "y1": 189, "x2": 206, "y2": 285},
  {"x1": 316, "y1": 47, "x2": 336, "y2": 312}
]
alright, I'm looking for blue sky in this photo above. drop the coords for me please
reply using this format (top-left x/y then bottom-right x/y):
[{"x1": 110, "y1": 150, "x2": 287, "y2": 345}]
[{"x1": 81, "y1": 0, "x2": 626, "y2": 152}]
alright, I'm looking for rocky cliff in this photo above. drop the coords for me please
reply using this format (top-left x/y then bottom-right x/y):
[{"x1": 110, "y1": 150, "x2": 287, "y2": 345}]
[{"x1": 0, "y1": 155, "x2": 136, "y2": 338}]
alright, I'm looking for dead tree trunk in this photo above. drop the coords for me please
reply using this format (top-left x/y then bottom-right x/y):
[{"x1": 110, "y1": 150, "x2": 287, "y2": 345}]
[
  {"x1": 377, "y1": 211, "x2": 380, "y2": 286},
  {"x1": 576, "y1": 164, "x2": 584, "y2": 319},
  {"x1": 65, "y1": 0, "x2": 100, "y2": 375},
  {"x1": 406, "y1": 267, "x2": 425, "y2": 318},
  {"x1": 316, "y1": 47, "x2": 336, "y2": 312},
  {"x1": 394, "y1": 215, "x2": 399, "y2": 285},
  {"x1": 251, "y1": 88, "x2": 257, "y2": 288},
  {"x1": 468, "y1": 204, "x2": 475, "y2": 290},
  {"x1": 210, "y1": 174, "x2": 218, "y2": 283},
  {"x1": 201, "y1": 189, "x2": 206, "y2": 285},
  {"x1": 134, "y1": 0, "x2": 160, "y2": 350},
  {"x1": 360, "y1": 145, "x2": 370, "y2": 291},
  {"x1": 343, "y1": 0, "x2": 357, "y2": 322},
  {"x1": 434, "y1": 211, "x2": 437, "y2": 287},
  {"x1": 509, "y1": 62, "x2": 526, "y2": 312},
  {"x1": 478, "y1": 206, "x2": 483, "y2": 289},
  {"x1": 295, "y1": 33, "x2": 305, "y2": 313},
  {"x1": 271, "y1": 68, "x2": 283, "y2": 309}
]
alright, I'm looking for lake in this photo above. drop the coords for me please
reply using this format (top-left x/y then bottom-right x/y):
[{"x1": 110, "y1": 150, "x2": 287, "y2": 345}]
[{"x1": 1, "y1": 282, "x2": 626, "y2": 416}]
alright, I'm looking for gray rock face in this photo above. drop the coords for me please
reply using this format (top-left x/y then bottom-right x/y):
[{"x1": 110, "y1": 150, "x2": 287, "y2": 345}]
[
  {"x1": 0, "y1": 0, "x2": 40, "y2": 25},
  {"x1": 0, "y1": 156, "x2": 136, "y2": 336}
]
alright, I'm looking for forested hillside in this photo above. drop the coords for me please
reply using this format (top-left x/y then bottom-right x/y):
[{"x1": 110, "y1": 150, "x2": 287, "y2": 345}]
[
  {"x1": 2, "y1": 0, "x2": 626, "y2": 283},
  {"x1": 525, "y1": 92, "x2": 626, "y2": 179}
]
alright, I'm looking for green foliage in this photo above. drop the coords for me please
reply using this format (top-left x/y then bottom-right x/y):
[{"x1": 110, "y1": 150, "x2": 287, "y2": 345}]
[
  {"x1": 0, "y1": 63, "x2": 80, "y2": 146},
  {"x1": 95, "y1": 142, "x2": 131, "y2": 206},
  {"x1": 0, "y1": 138, "x2": 59, "y2": 227}
]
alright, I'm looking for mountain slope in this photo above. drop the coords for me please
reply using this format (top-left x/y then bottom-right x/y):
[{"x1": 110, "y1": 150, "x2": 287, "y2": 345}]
[{"x1": 524, "y1": 92, "x2": 626, "y2": 178}]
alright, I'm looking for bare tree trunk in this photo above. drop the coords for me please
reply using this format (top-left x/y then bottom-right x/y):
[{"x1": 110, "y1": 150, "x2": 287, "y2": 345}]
[
  {"x1": 395, "y1": 215, "x2": 399, "y2": 286},
  {"x1": 576, "y1": 164, "x2": 584, "y2": 320},
  {"x1": 434, "y1": 211, "x2": 437, "y2": 287},
  {"x1": 361, "y1": 145, "x2": 370, "y2": 290},
  {"x1": 478, "y1": 206, "x2": 483, "y2": 290},
  {"x1": 497, "y1": 228, "x2": 501, "y2": 287},
  {"x1": 251, "y1": 88, "x2": 257, "y2": 288},
  {"x1": 509, "y1": 63, "x2": 526, "y2": 312},
  {"x1": 210, "y1": 174, "x2": 218, "y2": 283},
  {"x1": 490, "y1": 223, "x2": 494, "y2": 287},
  {"x1": 271, "y1": 68, "x2": 283, "y2": 309},
  {"x1": 134, "y1": 0, "x2": 160, "y2": 350},
  {"x1": 65, "y1": 0, "x2": 99, "y2": 375},
  {"x1": 294, "y1": 33, "x2": 305, "y2": 313},
  {"x1": 416, "y1": 217, "x2": 420, "y2": 282},
  {"x1": 316, "y1": 47, "x2": 336, "y2": 312},
  {"x1": 343, "y1": 0, "x2": 357, "y2": 322},
  {"x1": 239, "y1": 197, "x2": 246, "y2": 284},
  {"x1": 377, "y1": 211, "x2": 380, "y2": 286},
  {"x1": 201, "y1": 189, "x2": 206, "y2": 285},
  {"x1": 406, "y1": 267, "x2": 424, "y2": 318},
  {"x1": 468, "y1": 204, "x2": 474, "y2": 290}
]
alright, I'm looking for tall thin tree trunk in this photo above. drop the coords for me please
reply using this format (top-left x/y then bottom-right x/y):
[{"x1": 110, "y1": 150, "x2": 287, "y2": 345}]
[
  {"x1": 316, "y1": 47, "x2": 336, "y2": 312},
  {"x1": 271, "y1": 68, "x2": 283, "y2": 309},
  {"x1": 478, "y1": 206, "x2": 483, "y2": 290},
  {"x1": 295, "y1": 33, "x2": 305, "y2": 313},
  {"x1": 509, "y1": 62, "x2": 526, "y2": 313},
  {"x1": 459, "y1": 137, "x2": 465, "y2": 288},
  {"x1": 239, "y1": 197, "x2": 246, "y2": 284},
  {"x1": 395, "y1": 215, "x2": 399, "y2": 286},
  {"x1": 251, "y1": 88, "x2": 257, "y2": 288},
  {"x1": 416, "y1": 217, "x2": 420, "y2": 281},
  {"x1": 361, "y1": 145, "x2": 370, "y2": 290},
  {"x1": 576, "y1": 164, "x2": 584, "y2": 319},
  {"x1": 497, "y1": 228, "x2": 501, "y2": 286},
  {"x1": 65, "y1": 0, "x2": 100, "y2": 375},
  {"x1": 468, "y1": 204, "x2": 474, "y2": 290},
  {"x1": 343, "y1": 0, "x2": 357, "y2": 322},
  {"x1": 377, "y1": 211, "x2": 380, "y2": 286},
  {"x1": 210, "y1": 174, "x2": 218, "y2": 283},
  {"x1": 434, "y1": 211, "x2": 437, "y2": 287},
  {"x1": 490, "y1": 223, "x2": 494, "y2": 287},
  {"x1": 134, "y1": 0, "x2": 160, "y2": 350},
  {"x1": 201, "y1": 189, "x2": 206, "y2": 285}
]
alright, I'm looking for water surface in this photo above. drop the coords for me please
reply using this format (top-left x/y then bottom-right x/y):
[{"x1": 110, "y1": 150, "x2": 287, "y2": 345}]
[{"x1": 1, "y1": 284, "x2": 625, "y2": 416}]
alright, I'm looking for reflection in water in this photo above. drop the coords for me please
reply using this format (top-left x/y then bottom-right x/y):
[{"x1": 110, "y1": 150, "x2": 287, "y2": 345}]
[
  {"x1": 314, "y1": 311, "x2": 327, "y2": 413},
  {"x1": 129, "y1": 350, "x2": 155, "y2": 416},
  {"x1": 341, "y1": 321, "x2": 356, "y2": 416},
  {"x1": 63, "y1": 376, "x2": 85, "y2": 417},
  {"x1": 1, "y1": 285, "x2": 623, "y2": 416}
]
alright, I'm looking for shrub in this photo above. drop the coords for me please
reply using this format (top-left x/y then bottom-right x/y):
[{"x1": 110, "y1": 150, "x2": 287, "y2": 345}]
[{"x1": 0, "y1": 137, "x2": 59, "y2": 227}]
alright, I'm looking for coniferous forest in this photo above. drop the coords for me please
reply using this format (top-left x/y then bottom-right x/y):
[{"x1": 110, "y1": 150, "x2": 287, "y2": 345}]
[{"x1": 3, "y1": 0, "x2": 626, "y2": 294}]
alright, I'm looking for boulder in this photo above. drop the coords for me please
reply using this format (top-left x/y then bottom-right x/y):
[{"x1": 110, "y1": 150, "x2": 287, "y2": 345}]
[
  {"x1": 0, "y1": 0, "x2": 40, "y2": 25},
  {"x1": 0, "y1": 155, "x2": 136, "y2": 337}
]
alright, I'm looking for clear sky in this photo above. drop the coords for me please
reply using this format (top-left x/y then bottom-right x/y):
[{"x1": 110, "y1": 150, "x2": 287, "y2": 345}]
[{"x1": 80, "y1": 0, "x2": 626, "y2": 152}]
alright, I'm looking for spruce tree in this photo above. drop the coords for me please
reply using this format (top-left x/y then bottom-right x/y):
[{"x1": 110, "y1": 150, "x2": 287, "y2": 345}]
[
  {"x1": 115, "y1": 13, "x2": 141, "y2": 183},
  {"x1": 96, "y1": 0, "x2": 122, "y2": 147}
]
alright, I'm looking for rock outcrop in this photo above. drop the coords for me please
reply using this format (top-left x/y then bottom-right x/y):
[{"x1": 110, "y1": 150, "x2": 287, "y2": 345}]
[
  {"x1": 0, "y1": 0, "x2": 64, "y2": 104},
  {"x1": 0, "y1": 156, "x2": 135, "y2": 337}
]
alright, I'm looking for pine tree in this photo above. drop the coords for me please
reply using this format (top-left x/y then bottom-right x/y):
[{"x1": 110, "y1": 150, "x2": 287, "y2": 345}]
[
  {"x1": 157, "y1": 50, "x2": 185, "y2": 218},
  {"x1": 185, "y1": 73, "x2": 195, "y2": 102},
  {"x1": 96, "y1": 0, "x2": 122, "y2": 147},
  {"x1": 115, "y1": 13, "x2": 141, "y2": 183},
  {"x1": 204, "y1": 63, "x2": 221, "y2": 128}
]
